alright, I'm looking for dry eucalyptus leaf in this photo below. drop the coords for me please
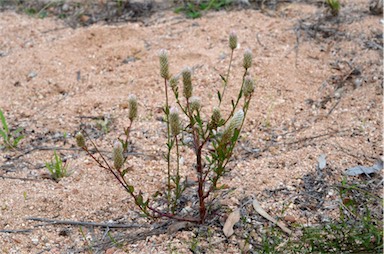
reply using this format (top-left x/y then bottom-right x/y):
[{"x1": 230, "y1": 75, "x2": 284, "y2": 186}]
[
  {"x1": 318, "y1": 154, "x2": 327, "y2": 170},
  {"x1": 345, "y1": 158, "x2": 383, "y2": 176},
  {"x1": 252, "y1": 199, "x2": 292, "y2": 235},
  {"x1": 223, "y1": 209, "x2": 241, "y2": 237}
]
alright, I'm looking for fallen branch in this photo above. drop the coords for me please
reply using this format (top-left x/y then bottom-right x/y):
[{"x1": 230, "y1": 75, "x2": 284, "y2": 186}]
[
  {"x1": 256, "y1": 33, "x2": 267, "y2": 49},
  {"x1": 9, "y1": 146, "x2": 145, "y2": 161},
  {"x1": 260, "y1": 129, "x2": 348, "y2": 153},
  {"x1": 25, "y1": 217, "x2": 149, "y2": 229},
  {"x1": 0, "y1": 229, "x2": 33, "y2": 233},
  {"x1": 327, "y1": 99, "x2": 341, "y2": 115},
  {"x1": 75, "y1": 221, "x2": 170, "y2": 252},
  {"x1": 0, "y1": 174, "x2": 42, "y2": 181},
  {"x1": 282, "y1": 129, "x2": 347, "y2": 147}
]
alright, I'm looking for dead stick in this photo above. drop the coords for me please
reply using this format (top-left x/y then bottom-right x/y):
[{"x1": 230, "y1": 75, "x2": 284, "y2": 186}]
[
  {"x1": 0, "y1": 175, "x2": 42, "y2": 181},
  {"x1": 76, "y1": 222, "x2": 170, "y2": 252},
  {"x1": 282, "y1": 130, "x2": 345, "y2": 146},
  {"x1": 0, "y1": 229, "x2": 33, "y2": 233},
  {"x1": 9, "y1": 146, "x2": 144, "y2": 161},
  {"x1": 327, "y1": 99, "x2": 341, "y2": 115},
  {"x1": 25, "y1": 217, "x2": 149, "y2": 229},
  {"x1": 256, "y1": 33, "x2": 266, "y2": 49}
]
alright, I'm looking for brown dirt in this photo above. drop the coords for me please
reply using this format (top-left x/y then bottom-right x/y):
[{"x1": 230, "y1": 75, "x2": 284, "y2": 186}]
[{"x1": 0, "y1": 1, "x2": 382, "y2": 253}]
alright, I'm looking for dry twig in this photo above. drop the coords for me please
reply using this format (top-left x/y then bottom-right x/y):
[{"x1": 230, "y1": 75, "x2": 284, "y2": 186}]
[
  {"x1": 25, "y1": 217, "x2": 149, "y2": 229},
  {"x1": 0, "y1": 229, "x2": 33, "y2": 233}
]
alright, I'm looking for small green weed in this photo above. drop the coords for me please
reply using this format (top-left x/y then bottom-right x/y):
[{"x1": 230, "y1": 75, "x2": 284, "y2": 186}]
[
  {"x1": 79, "y1": 226, "x2": 93, "y2": 253},
  {"x1": 264, "y1": 100, "x2": 275, "y2": 129},
  {"x1": 256, "y1": 177, "x2": 383, "y2": 253},
  {"x1": 96, "y1": 117, "x2": 111, "y2": 134},
  {"x1": 45, "y1": 150, "x2": 70, "y2": 181},
  {"x1": 325, "y1": 0, "x2": 340, "y2": 16},
  {"x1": 299, "y1": 217, "x2": 382, "y2": 253},
  {"x1": 24, "y1": 7, "x2": 37, "y2": 16},
  {"x1": 107, "y1": 231, "x2": 124, "y2": 249},
  {"x1": 0, "y1": 109, "x2": 24, "y2": 149},
  {"x1": 175, "y1": 0, "x2": 232, "y2": 19},
  {"x1": 188, "y1": 237, "x2": 200, "y2": 253}
]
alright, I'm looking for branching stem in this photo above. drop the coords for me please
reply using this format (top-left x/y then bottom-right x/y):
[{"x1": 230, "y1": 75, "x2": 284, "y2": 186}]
[{"x1": 219, "y1": 49, "x2": 234, "y2": 106}]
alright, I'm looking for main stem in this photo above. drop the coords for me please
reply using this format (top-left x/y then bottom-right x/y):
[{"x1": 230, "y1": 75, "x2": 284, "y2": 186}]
[
  {"x1": 186, "y1": 101, "x2": 206, "y2": 224},
  {"x1": 172, "y1": 137, "x2": 181, "y2": 213},
  {"x1": 196, "y1": 146, "x2": 206, "y2": 223},
  {"x1": 164, "y1": 78, "x2": 172, "y2": 212}
]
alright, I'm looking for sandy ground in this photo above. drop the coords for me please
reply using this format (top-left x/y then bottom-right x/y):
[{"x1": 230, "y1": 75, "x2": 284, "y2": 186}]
[{"x1": 0, "y1": 1, "x2": 382, "y2": 253}]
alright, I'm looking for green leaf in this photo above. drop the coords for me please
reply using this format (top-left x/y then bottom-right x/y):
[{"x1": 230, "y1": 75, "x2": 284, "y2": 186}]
[
  {"x1": 137, "y1": 194, "x2": 143, "y2": 205},
  {"x1": 38, "y1": 10, "x2": 47, "y2": 19},
  {"x1": 186, "y1": 10, "x2": 201, "y2": 19},
  {"x1": 231, "y1": 129, "x2": 240, "y2": 142},
  {"x1": 138, "y1": 212, "x2": 149, "y2": 218},
  {"x1": 0, "y1": 129, "x2": 7, "y2": 140},
  {"x1": 211, "y1": 152, "x2": 219, "y2": 160},
  {"x1": 217, "y1": 91, "x2": 222, "y2": 102},
  {"x1": 174, "y1": 6, "x2": 184, "y2": 14},
  {"x1": 143, "y1": 199, "x2": 149, "y2": 208},
  {"x1": 167, "y1": 139, "x2": 175, "y2": 149},
  {"x1": 218, "y1": 119, "x2": 225, "y2": 126},
  {"x1": 199, "y1": 2, "x2": 209, "y2": 10},
  {"x1": 12, "y1": 127, "x2": 23, "y2": 135},
  {"x1": 54, "y1": 150, "x2": 61, "y2": 165},
  {"x1": 152, "y1": 191, "x2": 162, "y2": 198},
  {"x1": 164, "y1": 105, "x2": 170, "y2": 115},
  {"x1": 0, "y1": 109, "x2": 9, "y2": 134},
  {"x1": 45, "y1": 162, "x2": 53, "y2": 174},
  {"x1": 13, "y1": 135, "x2": 24, "y2": 146},
  {"x1": 219, "y1": 74, "x2": 226, "y2": 82}
]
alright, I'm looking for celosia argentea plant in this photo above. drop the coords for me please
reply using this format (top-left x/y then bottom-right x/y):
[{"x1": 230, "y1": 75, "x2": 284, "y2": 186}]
[{"x1": 76, "y1": 32, "x2": 255, "y2": 224}]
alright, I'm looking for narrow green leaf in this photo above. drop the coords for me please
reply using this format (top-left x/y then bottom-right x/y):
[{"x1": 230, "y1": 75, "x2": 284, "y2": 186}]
[
  {"x1": 13, "y1": 135, "x2": 24, "y2": 146},
  {"x1": 137, "y1": 194, "x2": 143, "y2": 205},
  {"x1": 164, "y1": 106, "x2": 170, "y2": 115},
  {"x1": 0, "y1": 129, "x2": 6, "y2": 140},
  {"x1": 231, "y1": 129, "x2": 240, "y2": 142},
  {"x1": 217, "y1": 91, "x2": 222, "y2": 102},
  {"x1": 199, "y1": 3, "x2": 208, "y2": 10},
  {"x1": 12, "y1": 127, "x2": 23, "y2": 135},
  {"x1": 0, "y1": 109, "x2": 9, "y2": 134},
  {"x1": 152, "y1": 191, "x2": 161, "y2": 198}
]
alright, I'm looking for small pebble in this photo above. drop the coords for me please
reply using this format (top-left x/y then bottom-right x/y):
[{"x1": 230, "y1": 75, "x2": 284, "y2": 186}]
[
  {"x1": 31, "y1": 237, "x2": 39, "y2": 245},
  {"x1": 62, "y1": 3, "x2": 69, "y2": 12},
  {"x1": 284, "y1": 215, "x2": 296, "y2": 223}
]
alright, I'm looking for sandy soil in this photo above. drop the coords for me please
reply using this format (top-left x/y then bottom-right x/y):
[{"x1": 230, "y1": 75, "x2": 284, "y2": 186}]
[{"x1": 0, "y1": 1, "x2": 382, "y2": 253}]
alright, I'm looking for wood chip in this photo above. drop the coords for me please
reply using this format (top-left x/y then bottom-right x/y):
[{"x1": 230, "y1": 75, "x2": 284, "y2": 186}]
[
  {"x1": 223, "y1": 209, "x2": 240, "y2": 237},
  {"x1": 252, "y1": 199, "x2": 292, "y2": 235}
]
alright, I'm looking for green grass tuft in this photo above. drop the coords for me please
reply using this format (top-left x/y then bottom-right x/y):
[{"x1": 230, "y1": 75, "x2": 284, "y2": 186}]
[{"x1": 45, "y1": 150, "x2": 70, "y2": 181}]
